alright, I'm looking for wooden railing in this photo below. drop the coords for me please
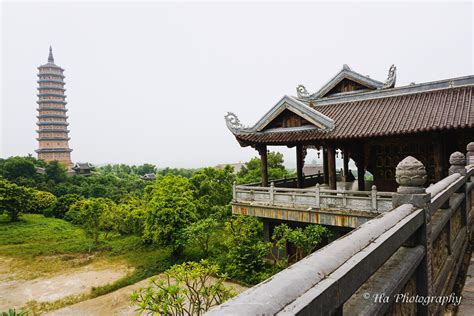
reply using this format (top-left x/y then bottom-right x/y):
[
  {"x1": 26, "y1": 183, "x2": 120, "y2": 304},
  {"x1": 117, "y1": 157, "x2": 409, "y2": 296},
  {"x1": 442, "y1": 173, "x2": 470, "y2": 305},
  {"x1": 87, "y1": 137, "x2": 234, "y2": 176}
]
[
  {"x1": 234, "y1": 183, "x2": 394, "y2": 212},
  {"x1": 208, "y1": 147, "x2": 474, "y2": 316}
]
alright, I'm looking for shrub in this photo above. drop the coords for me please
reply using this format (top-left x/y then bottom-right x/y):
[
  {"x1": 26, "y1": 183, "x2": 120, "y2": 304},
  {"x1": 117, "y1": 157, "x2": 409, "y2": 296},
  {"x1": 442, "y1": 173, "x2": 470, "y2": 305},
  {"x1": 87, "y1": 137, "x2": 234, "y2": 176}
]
[
  {"x1": 0, "y1": 180, "x2": 33, "y2": 221},
  {"x1": 219, "y1": 216, "x2": 270, "y2": 284},
  {"x1": 131, "y1": 260, "x2": 236, "y2": 315},
  {"x1": 31, "y1": 191, "x2": 57, "y2": 214}
]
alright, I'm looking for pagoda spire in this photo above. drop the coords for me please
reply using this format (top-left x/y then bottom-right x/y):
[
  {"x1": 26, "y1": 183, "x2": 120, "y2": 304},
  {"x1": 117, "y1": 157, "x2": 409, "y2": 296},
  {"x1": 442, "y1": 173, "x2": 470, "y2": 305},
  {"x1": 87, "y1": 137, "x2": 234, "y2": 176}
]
[{"x1": 48, "y1": 45, "x2": 54, "y2": 63}]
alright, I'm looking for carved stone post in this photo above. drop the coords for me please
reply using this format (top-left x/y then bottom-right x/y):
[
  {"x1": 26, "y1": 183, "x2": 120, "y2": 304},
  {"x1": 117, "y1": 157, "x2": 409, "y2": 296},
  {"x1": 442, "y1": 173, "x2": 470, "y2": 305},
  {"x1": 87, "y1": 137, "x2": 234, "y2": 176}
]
[
  {"x1": 269, "y1": 182, "x2": 275, "y2": 205},
  {"x1": 315, "y1": 183, "x2": 320, "y2": 208},
  {"x1": 257, "y1": 145, "x2": 268, "y2": 187},
  {"x1": 450, "y1": 152, "x2": 468, "y2": 228},
  {"x1": 393, "y1": 156, "x2": 431, "y2": 316},
  {"x1": 467, "y1": 142, "x2": 474, "y2": 166},
  {"x1": 232, "y1": 181, "x2": 236, "y2": 201},
  {"x1": 449, "y1": 151, "x2": 466, "y2": 176},
  {"x1": 371, "y1": 185, "x2": 377, "y2": 211}
]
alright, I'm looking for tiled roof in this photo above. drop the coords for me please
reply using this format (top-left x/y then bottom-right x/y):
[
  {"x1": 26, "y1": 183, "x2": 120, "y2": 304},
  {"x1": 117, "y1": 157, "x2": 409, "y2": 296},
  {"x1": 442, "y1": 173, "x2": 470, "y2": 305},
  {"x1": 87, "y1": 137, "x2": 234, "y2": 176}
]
[{"x1": 234, "y1": 84, "x2": 474, "y2": 145}]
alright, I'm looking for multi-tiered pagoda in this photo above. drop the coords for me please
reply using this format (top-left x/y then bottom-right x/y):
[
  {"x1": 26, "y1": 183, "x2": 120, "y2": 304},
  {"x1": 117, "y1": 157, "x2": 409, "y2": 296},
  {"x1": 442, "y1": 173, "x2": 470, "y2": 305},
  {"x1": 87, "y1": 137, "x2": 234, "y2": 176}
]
[{"x1": 35, "y1": 46, "x2": 72, "y2": 168}]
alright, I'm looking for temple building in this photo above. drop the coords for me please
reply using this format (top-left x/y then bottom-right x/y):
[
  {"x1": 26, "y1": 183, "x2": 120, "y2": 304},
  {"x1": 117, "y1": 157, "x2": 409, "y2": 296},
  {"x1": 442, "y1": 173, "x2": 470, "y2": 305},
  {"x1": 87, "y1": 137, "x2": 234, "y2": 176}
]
[
  {"x1": 225, "y1": 65, "x2": 473, "y2": 244},
  {"x1": 226, "y1": 65, "x2": 474, "y2": 192},
  {"x1": 35, "y1": 46, "x2": 73, "y2": 168}
]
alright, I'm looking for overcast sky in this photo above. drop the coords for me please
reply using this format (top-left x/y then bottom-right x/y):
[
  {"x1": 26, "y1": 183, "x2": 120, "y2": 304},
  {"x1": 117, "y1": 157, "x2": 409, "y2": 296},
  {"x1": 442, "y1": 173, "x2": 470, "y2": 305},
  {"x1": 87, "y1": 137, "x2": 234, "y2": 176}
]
[{"x1": 1, "y1": 1, "x2": 473, "y2": 168}]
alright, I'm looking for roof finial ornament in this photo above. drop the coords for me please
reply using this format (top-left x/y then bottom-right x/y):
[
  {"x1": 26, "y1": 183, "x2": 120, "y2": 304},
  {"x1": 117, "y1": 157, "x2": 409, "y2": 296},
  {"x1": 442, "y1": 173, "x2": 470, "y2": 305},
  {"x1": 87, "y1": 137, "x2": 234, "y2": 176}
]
[
  {"x1": 342, "y1": 64, "x2": 351, "y2": 71},
  {"x1": 296, "y1": 84, "x2": 310, "y2": 98},
  {"x1": 48, "y1": 45, "x2": 54, "y2": 63},
  {"x1": 382, "y1": 64, "x2": 396, "y2": 89},
  {"x1": 225, "y1": 112, "x2": 245, "y2": 132}
]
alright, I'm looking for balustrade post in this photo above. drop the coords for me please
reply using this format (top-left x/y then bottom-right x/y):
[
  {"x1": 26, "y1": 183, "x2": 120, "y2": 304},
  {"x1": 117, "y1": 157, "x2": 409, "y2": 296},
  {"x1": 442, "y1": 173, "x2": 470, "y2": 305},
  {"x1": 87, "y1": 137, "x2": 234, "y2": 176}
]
[
  {"x1": 270, "y1": 182, "x2": 275, "y2": 205},
  {"x1": 393, "y1": 156, "x2": 431, "y2": 316},
  {"x1": 371, "y1": 185, "x2": 377, "y2": 211},
  {"x1": 315, "y1": 184, "x2": 320, "y2": 208},
  {"x1": 450, "y1": 152, "x2": 468, "y2": 229},
  {"x1": 232, "y1": 181, "x2": 236, "y2": 201},
  {"x1": 467, "y1": 142, "x2": 474, "y2": 166}
]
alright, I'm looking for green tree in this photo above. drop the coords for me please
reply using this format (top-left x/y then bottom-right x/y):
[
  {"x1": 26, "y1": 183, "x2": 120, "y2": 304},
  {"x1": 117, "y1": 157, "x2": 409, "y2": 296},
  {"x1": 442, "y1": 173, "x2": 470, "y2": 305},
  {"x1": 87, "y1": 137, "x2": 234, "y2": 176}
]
[
  {"x1": 180, "y1": 217, "x2": 219, "y2": 257},
  {"x1": 45, "y1": 161, "x2": 68, "y2": 183},
  {"x1": 157, "y1": 167, "x2": 197, "y2": 178},
  {"x1": 31, "y1": 191, "x2": 57, "y2": 214},
  {"x1": 0, "y1": 180, "x2": 34, "y2": 221},
  {"x1": 272, "y1": 224, "x2": 331, "y2": 262},
  {"x1": 143, "y1": 175, "x2": 197, "y2": 254},
  {"x1": 190, "y1": 166, "x2": 235, "y2": 218},
  {"x1": 0, "y1": 156, "x2": 38, "y2": 181},
  {"x1": 131, "y1": 260, "x2": 236, "y2": 316},
  {"x1": 132, "y1": 163, "x2": 157, "y2": 176},
  {"x1": 115, "y1": 196, "x2": 146, "y2": 235},
  {"x1": 220, "y1": 216, "x2": 270, "y2": 284},
  {"x1": 47, "y1": 193, "x2": 83, "y2": 218},
  {"x1": 237, "y1": 151, "x2": 293, "y2": 184},
  {"x1": 67, "y1": 198, "x2": 116, "y2": 242}
]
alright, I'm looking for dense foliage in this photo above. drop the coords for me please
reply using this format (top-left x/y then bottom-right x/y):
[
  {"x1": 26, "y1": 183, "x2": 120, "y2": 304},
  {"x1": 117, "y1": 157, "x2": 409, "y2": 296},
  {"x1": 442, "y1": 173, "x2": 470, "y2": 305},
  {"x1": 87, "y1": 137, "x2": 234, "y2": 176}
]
[{"x1": 0, "y1": 152, "x2": 329, "y2": 293}]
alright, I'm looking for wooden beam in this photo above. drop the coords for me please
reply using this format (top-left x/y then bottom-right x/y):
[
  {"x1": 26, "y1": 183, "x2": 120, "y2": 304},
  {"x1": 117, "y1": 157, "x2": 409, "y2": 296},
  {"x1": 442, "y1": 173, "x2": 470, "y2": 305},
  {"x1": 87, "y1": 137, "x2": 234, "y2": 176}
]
[
  {"x1": 328, "y1": 144, "x2": 336, "y2": 190},
  {"x1": 296, "y1": 144, "x2": 304, "y2": 188},
  {"x1": 257, "y1": 145, "x2": 268, "y2": 187}
]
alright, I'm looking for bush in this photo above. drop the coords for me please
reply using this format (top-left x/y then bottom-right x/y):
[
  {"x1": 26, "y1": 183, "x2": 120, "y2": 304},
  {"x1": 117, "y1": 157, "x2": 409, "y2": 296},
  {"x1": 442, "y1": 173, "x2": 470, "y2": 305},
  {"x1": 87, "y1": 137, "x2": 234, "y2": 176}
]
[
  {"x1": 131, "y1": 260, "x2": 236, "y2": 315},
  {"x1": 0, "y1": 180, "x2": 34, "y2": 221},
  {"x1": 31, "y1": 191, "x2": 57, "y2": 214},
  {"x1": 219, "y1": 216, "x2": 270, "y2": 284}
]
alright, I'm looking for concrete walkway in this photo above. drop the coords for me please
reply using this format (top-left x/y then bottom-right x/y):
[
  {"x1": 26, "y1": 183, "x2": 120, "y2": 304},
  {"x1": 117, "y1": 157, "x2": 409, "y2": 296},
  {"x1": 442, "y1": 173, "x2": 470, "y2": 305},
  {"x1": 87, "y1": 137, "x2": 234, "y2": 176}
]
[{"x1": 458, "y1": 254, "x2": 474, "y2": 315}]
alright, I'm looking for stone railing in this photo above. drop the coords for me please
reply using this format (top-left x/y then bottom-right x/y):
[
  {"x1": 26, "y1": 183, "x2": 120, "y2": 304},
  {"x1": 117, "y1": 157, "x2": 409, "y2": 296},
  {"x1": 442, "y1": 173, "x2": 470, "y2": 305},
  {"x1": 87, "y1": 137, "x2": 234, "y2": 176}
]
[
  {"x1": 208, "y1": 142, "x2": 474, "y2": 316},
  {"x1": 234, "y1": 183, "x2": 394, "y2": 212}
]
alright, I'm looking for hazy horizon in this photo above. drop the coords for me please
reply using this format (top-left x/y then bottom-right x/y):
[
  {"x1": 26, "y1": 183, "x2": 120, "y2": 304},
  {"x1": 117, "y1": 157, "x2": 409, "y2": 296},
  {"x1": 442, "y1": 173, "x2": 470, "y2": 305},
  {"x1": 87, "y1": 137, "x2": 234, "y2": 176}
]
[{"x1": 2, "y1": 1, "x2": 473, "y2": 168}]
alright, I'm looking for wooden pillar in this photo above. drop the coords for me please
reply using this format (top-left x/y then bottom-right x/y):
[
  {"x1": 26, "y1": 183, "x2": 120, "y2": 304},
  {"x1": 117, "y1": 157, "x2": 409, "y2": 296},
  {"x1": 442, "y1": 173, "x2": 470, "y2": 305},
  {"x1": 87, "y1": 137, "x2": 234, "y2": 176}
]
[
  {"x1": 296, "y1": 144, "x2": 304, "y2": 188},
  {"x1": 257, "y1": 145, "x2": 268, "y2": 187},
  {"x1": 323, "y1": 146, "x2": 329, "y2": 185},
  {"x1": 343, "y1": 149, "x2": 349, "y2": 179},
  {"x1": 327, "y1": 144, "x2": 336, "y2": 190},
  {"x1": 433, "y1": 134, "x2": 446, "y2": 181},
  {"x1": 357, "y1": 146, "x2": 365, "y2": 191}
]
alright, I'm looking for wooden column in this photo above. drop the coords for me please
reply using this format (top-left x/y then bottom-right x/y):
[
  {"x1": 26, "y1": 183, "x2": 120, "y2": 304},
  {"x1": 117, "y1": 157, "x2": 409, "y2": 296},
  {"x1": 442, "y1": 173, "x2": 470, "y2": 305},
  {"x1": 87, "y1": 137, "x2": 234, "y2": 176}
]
[
  {"x1": 327, "y1": 144, "x2": 336, "y2": 190},
  {"x1": 323, "y1": 147, "x2": 329, "y2": 185},
  {"x1": 343, "y1": 149, "x2": 349, "y2": 179},
  {"x1": 296, "y1": 144, "x2": 304, "y2": 188},
  {"x1": 357, "y1": 146, "x2": 365, "y2": 191},
  {"x1": 257, "y1": 145, "x2": 268, "y2": 187},
  {"x1": 433, "y1": 134, "x2": 446, "y2": 182}
]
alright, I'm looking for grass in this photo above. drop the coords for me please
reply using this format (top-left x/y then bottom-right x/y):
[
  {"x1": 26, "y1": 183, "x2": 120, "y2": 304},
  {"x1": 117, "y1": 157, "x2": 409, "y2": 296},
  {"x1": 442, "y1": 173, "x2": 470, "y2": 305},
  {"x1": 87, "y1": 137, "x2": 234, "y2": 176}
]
[{"x1": 0, "y1": 214, "x2": 176, "y2": 313}]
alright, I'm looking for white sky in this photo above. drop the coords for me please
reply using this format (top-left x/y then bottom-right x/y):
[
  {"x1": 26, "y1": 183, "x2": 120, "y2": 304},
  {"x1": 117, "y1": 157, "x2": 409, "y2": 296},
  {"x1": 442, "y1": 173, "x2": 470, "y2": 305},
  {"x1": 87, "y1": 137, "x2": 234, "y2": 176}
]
[{"x1": 1, "y1": 1, "x2": 473, "y2": 168}]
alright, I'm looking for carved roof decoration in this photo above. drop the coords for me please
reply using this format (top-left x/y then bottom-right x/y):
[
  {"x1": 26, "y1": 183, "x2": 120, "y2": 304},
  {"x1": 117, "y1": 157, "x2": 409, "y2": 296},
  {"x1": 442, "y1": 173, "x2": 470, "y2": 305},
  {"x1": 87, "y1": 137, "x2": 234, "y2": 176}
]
[
  {"x1": 225, "y1": 95, "x2": 335, "y2": 135},
  {"x1": 297, "y1": 64, "x2": 385, "y2": 101}
]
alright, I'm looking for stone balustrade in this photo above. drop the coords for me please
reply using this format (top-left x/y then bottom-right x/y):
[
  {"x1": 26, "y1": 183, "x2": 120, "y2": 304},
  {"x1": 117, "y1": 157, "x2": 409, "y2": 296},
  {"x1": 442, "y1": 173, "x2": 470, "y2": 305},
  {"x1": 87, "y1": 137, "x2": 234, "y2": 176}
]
[{"x1": 207, "y1": 142, "x2": 474, "y2": 316}]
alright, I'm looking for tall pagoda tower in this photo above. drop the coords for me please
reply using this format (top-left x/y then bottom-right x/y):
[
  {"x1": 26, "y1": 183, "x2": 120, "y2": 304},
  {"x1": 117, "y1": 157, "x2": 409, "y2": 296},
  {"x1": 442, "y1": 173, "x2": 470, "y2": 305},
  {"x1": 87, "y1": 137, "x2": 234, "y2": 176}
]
[{"x1": 35, "y1": 46, "x2": 73, "y2": 168}]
